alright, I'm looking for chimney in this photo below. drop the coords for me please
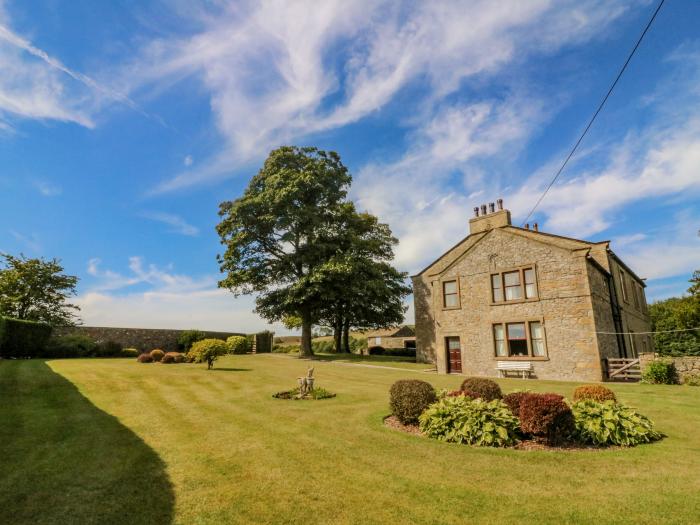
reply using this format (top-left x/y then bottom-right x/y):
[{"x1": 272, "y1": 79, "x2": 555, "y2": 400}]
[
  {"x1": 469, "y1": 198, "x2": 512, "y2": 234},
  {"x1": 533, "y1": 222, "x2": 539, "y2": 232},
  {"x1": 525, "y1": 223, "x2": 529, "y2": 230}
]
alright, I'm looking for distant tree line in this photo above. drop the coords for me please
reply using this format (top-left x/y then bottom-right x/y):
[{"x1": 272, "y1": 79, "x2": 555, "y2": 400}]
[
  {"x1": 216, "y1": 146, "x2": 411, "y2": 357},
  {"x1": 649, "y1": 270, "x2": 700, "y2": 356}
]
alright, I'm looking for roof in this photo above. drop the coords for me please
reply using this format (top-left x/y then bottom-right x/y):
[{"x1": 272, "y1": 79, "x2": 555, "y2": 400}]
[
  {"x1": 365, "y1": 325, "x2": 415, "y2": 338},
  {"x1": 413, "y1": 223, "x2": 645, "y2": 284}
]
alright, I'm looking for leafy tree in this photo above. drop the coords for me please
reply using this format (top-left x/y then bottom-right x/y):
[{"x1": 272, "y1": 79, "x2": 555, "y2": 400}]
[
  {"x1": 0, "y1": 253, "x2": 80, "y2": 326},
  {"x1": 217, "y1": 146, "x2": 351, "y2": 356},
  {"x1": 649, "y1": 269, "x2": 700, "y2": 356},
  {"x1": 314, "y1": 209, "x2": 411, "y2": 352}
]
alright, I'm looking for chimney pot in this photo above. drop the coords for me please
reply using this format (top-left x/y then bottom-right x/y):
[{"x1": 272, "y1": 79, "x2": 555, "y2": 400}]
[
  {"x1": 480, "y1": 204, "x2": 487, "y2": 216},
  {"x1": 473, "y1": 206, "x2": 480, "y2": 217},
  {"x1": 496, "y1": 198, "x2": 503, "y2": 210},
  {"x1": 525, "y1": 223, "x2": 530, "y2": 230},
  {"x1": 533, "y1": 222, "x2": 539, "y2": 232},
  {"x1": 488, "y1": 202, "x2": 495, "y2": 213}
]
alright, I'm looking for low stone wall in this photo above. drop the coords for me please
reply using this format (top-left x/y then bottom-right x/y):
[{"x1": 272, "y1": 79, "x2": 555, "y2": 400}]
[
  {"x1": 639, "y1": 352, "x2": 700, "y2": 383},
  {"x1": 54, "y1": 326, "x2": 245, "y2": 353}
]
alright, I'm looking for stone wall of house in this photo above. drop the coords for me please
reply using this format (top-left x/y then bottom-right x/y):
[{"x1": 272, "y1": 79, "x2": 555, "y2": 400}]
[
  {"x1": 639, "y1": 352, "x2": 700, "y2": 383},
  {"x1": 417, "y1": 228, "x2": 605, "y2": 381},
  {"x1": 54, "y1": 326, "x2": 245, "y2": 353}
]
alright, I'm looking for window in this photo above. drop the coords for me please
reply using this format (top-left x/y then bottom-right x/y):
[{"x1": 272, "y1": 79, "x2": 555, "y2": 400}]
[
  {"x1": 530, "y1": 322, "x2": 545, "y2": 357},
  {"x1": 493, "y1": 320, "x2": 547, "y2": 358},
  {"x1": 504, "y1": 271, "x2": 522, "y2": 301},
  {"x1": 494, "y1": 325, "x2": 506, "y2": 356},
  {"x1": 443, "y1": 280, "x2": 459, "y2": 308},
  {"x1": 619, "y1": 269, "x2": 628, "y2": 302},
  {"x1": 506, "y1": 323, "x2": 528, "y2": 356},
  {"x1": 524, "y1": 268, "x2": 537, "y2": 299},
  {"x1": 491, "y1": 274, "x2": 503, "y2": 302},
  {"x1": 491, "y1": 266, "x2": 537, "y2": 303},
  {"x1": 374, "y1": 337, "x2": 381, "y2": 345},
  {"x1": 632, "y1": 281, "x2": 639, "y2": 308}
]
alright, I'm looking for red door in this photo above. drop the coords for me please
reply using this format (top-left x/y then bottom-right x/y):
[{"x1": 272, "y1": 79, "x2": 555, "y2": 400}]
[{"x1": 446, "y1": 337, "x2": 462, "y2": 374}]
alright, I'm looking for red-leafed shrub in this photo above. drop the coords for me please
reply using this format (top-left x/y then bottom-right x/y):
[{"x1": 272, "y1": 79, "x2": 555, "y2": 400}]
[
  {"x1": 150, "y1": 349, "x2": 165, "y2": 362},
  {"x1": 162, "y1": 352, "x2": 185, "y2": 364},
  {"x1": 460, "y1": 377, "x2": 502, "y2": 401},
  {"x1": 502, "y1": 391, "x2": 531, "y2": 419},
  {"x1": 137, "y1": 353, "x2": 153, "y2": 363},
  {"x1": 519, "y1": 393, "x2": 575, "y2": 445},
  {"x1": 573, "y1": 384, "x2": 617, "y2": 403}
]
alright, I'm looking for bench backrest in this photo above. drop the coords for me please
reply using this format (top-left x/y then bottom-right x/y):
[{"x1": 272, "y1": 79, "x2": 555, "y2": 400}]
[{"x1": 496, "y1": 361, "x2": 532, "y2": 370}]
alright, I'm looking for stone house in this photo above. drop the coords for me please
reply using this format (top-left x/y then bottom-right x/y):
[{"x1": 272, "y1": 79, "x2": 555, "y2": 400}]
[
  {"x1": 365, "y1": 325, "x2": 416, "y2": 353},
  {"x1": 412, "y1": 200, "x2": 651, "y2": 381}
]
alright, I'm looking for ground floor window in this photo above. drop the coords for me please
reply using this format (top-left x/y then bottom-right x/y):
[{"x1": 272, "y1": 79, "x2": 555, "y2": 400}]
[{"x1": 492, "y1": 320, "x2": 547, "y2": 358}]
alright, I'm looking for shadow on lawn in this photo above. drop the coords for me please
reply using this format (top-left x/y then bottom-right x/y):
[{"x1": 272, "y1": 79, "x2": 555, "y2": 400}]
[
  {"x1": 0, "y1": 360, "x2": 174, "y2": 525},
  {"x1": 210, "y1": 367, "x2": 252, "y2": 372}
]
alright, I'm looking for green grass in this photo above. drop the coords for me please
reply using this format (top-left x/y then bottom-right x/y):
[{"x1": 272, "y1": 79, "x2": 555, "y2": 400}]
[{"x1": 1, "y1": 355, "x2": 699, "y2": 524}]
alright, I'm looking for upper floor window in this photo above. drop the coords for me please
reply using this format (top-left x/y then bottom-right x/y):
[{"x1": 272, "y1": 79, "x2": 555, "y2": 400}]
[
  {"x1": 619, "y1": 269, "x2": 628, "y2": 302},
  {"x1": 491, "y1": 266, "x2": 538, "y2": 303},
  {"x1": 443, "y1": 280, "x2": 459, "y2": 308}
]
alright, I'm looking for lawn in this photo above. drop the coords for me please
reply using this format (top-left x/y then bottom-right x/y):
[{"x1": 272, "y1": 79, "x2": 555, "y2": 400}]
[{"x1": 1, "y1": 355, "x2": 699, "y2": 525}]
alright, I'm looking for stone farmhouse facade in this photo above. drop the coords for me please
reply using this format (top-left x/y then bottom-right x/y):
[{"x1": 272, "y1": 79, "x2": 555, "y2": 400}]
[{"x1": 412, "y1": 200, "x2": 651, "y2": 381}]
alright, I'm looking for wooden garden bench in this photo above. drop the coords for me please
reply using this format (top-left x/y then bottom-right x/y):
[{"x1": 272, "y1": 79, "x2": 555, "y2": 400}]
[{"x1": 496, "y1": 361, "x2": 533, "y2": 379}]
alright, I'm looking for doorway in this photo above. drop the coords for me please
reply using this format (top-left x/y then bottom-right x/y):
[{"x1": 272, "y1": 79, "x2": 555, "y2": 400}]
[{"x1": 445, "y1": 336, "x2": 462, "y2": 374}]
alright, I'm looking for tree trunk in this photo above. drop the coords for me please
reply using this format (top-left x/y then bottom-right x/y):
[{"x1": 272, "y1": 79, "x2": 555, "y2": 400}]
[
  {"x1": 342, "y1": 318, "x2": 350, "y2": 353},
  {"x1": 333, "y1": 319, "x2": 342, "y2": 353},
  {"x1": 300, "y1": 311, "x2": 314, "y2": 357}
]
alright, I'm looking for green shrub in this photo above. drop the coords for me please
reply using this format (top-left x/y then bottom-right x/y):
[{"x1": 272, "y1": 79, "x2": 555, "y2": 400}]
[
  {"x1": 350, "y1": 336, "x2": 367, "y2": 354},
  {"x1": 226, "y1": 335, "x2": 249, "y2": 354},
  {"x1": 572, "y1": 400, "x2": 662, "y2": 446},
  {"x1": 119, "y1": 348, "x2": 139, "y2": 358},
  {"x1": 573, "y1": 384, "x2": 617, "y2": 403},
  {"x1": 419, "y1": 396, "x2": 519, "y2": 447},
  {"x1": 502, "y1": 391, "x2": 531, "y2": 419},
  {"x1": 150, "y1": 349, "x2": 165, "y2": 362},
  {"x1": 0, "y1": 317, "x2": 53, "y2": 358},
  {"x1": 389, "y1": 379, "x2": 437, "y2": 425},
  {"x1": 368, "y1": 346, "x2": 385, "y2": 355},
  {"x1": 177, "y1": 329, "x2": 206, "y2": 352},
  {"x1": 137, "y1": 353, "x2": 153, "y2": 363},
  {"x1": 642, "y1": 360, "x2": 678, "y2": 384},
  {"x1": 684, "y1": 374, "x2": 700, "y2": 386},
  {"x1": 519, "y1": 393, "x2": 575, "y2": 446},
  {"x1": 44, "y1": 334, "x2": 97, "y2": 358},
  {"x1": 95, "y1": 340, "x2": 123, "y2": 358},
  {"x1": 460, "y1": 377, "x2": 502, "y2": 401},
  {"x1": 187, "y1": 338, "x2": 228, "y2": 369},
  {"x1": 312, "y1": 339, "x2": 335, "y2": 353}
]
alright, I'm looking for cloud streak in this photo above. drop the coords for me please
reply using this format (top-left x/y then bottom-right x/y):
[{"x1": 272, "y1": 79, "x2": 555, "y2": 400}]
[{"x1": 141, "y1": 212, "x2": 199, "y2": 236}]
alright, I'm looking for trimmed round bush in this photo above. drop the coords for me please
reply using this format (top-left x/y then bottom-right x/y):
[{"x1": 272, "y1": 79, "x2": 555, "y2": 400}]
[
  {"x1": 226, "y1": 335, "x2": 249, "y2": 355},
  {"x1": 150, "y1": 349, "x2": 165, "y2": 362},
  {"x1": 572, "y1": 400, "x2": 662, "y2": 446},
  {"x1": 161, "y1": 353, "x2": 175, "y2": 363},
  {"x1": 519, "y1": 393, "x2": 575, "y2": 446},
  {"x1": 120, "y1": 348, "x2": 139, "y2": 358},
  {"x1": 389, "y1": 379, "x2": 437, "y2": 424},
  {"x1": 165, "y1": 351, "x2": 185, "y2": 363},
  {"x1": 187, "y1": 338, "x2": 228, "y2": 369},
  {"x1": 460, "y1": 377, "x2": 502, "y2": 401},
  {"x1": 502, "y1": 391, "x2": 531, "y2": 419},
  {"x1": 419, "y1": 396, "x2": 519, "y2": 447},
  {"x1": 573, "y1": 384, "x2": 617, "y2": 403},
  {"x1": 137, "y1": 353, "x2": 153, "y2": 363}
]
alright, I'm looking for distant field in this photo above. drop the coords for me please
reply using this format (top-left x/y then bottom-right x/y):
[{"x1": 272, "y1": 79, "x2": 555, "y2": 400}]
[{"x1": 1, "y1": 356, "x2": 699, "y2": 524}]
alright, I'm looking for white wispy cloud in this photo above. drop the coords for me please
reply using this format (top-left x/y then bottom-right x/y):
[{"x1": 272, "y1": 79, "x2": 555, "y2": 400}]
[
  {"x1": 141, "y1": 211, "x2": 199, "y2": 236},
  {"x1": 31, "y1": 180, "x2": 62, "y2": 196},
  {"x1": 119, "y1": 0, "x2": 637, "y2": 193},
  {"x1": 8, "y1": 229, "x2": 40, "y2": 252}
]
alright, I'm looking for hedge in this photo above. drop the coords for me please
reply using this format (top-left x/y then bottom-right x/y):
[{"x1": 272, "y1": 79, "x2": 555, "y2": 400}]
[{"x1": 0, "y1": 317, "x2": 53, "y2": 358}]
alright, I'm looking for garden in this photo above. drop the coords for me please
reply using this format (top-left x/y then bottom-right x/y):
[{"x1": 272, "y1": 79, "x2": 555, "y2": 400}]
[{"x1": 2, "y1": 354, "x2": 699, "y2": 525}]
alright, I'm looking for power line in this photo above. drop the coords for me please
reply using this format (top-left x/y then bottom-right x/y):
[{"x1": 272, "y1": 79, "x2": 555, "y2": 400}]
[{"x1": 521, "y1": 0, "x2": 666, "y2": 226}]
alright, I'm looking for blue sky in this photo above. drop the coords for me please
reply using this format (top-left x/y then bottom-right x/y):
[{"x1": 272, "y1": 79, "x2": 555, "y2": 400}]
[{"x1": 0, "y1": 0, "x2": 699, "y2": 333}]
